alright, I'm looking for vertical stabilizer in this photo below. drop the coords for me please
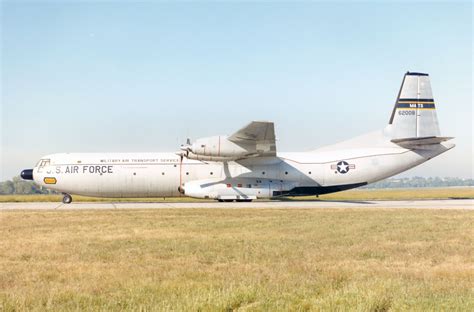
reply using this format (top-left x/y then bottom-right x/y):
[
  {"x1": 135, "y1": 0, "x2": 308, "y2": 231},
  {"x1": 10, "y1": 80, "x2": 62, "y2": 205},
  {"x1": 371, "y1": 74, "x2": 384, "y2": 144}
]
[{"x1": 387, "y1": 72, "x2": 441, "y2": 139}]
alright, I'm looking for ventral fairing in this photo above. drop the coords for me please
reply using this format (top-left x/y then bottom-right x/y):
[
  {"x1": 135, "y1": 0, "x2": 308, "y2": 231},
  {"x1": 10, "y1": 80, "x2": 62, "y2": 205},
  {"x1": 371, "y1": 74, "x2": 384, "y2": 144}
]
[{"x1": 22, "y1": 72, "x2": 454, "y2": 203}]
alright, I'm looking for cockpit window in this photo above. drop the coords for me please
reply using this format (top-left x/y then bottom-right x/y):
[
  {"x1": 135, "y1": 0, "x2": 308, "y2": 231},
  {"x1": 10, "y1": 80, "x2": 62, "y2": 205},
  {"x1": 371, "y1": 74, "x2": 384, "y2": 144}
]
[{"x1": 38, "y1": 159, "x2": 50, "y2": 168}]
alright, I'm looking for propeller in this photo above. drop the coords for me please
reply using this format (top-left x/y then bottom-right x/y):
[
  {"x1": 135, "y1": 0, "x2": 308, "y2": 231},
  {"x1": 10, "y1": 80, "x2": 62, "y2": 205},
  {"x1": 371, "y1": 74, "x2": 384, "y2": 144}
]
[{"x1": 180, "y1": 138, "x2": 192, "y2": 157}]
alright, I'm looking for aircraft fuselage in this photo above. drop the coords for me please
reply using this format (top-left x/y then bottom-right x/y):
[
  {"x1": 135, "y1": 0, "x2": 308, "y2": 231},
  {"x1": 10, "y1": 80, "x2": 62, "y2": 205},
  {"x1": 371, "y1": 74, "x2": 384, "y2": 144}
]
[{"x1": 30, "y1": 132, "x2": 452, "y2": 199}]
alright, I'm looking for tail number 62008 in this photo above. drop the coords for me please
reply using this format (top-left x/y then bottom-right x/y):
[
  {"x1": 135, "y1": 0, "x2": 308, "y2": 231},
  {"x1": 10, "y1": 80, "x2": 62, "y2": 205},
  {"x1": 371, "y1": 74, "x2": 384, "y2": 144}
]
[{"x1": 398, "y1": 110, "x2": 416, "y2": 116}]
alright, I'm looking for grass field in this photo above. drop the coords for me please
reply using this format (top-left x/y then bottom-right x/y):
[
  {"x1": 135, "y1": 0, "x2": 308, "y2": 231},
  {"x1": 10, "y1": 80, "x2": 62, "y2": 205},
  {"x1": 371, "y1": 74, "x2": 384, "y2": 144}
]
[
  {"x1": 0, "y1": 208, "x2": 472, "y2": 311},
  {"x1": 0, "y1": 187, "x2": 473, "y2": 203}
]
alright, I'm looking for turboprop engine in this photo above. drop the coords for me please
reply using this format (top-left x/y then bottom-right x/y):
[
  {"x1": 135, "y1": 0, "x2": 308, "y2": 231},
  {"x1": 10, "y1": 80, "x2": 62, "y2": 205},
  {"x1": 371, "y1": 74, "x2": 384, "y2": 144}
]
[
  {"x1": 179, "y1": 121, "x2": 277, "y2": 161},
  {"x1": 180, "y1": 136, "x2": 257, "y2": 161}
]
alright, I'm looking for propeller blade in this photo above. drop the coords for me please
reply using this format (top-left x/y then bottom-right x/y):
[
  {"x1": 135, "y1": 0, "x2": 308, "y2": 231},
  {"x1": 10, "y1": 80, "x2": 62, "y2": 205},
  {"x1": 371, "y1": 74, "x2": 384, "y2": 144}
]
[{"x1": 180, "y1": 138, "x2": 192, "y2": 153}]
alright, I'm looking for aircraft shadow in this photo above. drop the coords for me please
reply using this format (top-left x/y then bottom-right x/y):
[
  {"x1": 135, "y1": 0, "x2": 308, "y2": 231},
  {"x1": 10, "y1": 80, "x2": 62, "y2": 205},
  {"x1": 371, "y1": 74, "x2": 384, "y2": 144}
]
[{"x1": 274, "y1": 198, "x2": 375, "y2": 204}]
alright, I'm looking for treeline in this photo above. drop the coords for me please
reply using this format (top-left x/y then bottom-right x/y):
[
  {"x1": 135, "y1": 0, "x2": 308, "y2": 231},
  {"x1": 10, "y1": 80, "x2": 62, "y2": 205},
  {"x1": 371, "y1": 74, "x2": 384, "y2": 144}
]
[
  {"x1": 0, "y1": 177, "x2": 57, "y2": 195},
  {"x1": 364, "y1": 177, "x2": 474, "y2": 189}
]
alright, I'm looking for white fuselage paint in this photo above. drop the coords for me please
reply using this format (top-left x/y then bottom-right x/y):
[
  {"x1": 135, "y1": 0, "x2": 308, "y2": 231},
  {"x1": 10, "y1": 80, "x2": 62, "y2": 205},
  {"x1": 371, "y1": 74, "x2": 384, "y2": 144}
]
[{"x1": 32, "y1": 129, "x2": 454, "y2": 199}]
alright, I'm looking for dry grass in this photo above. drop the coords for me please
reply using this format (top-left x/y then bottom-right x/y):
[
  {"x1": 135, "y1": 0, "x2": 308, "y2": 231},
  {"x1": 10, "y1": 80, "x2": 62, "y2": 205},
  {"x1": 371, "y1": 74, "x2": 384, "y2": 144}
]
[
  {"x1": 0, "y1": 208, "x2": 472, "y2": 311},
  {"x1": 1, "y1": 187, "x2": 472, "y2": 203}
]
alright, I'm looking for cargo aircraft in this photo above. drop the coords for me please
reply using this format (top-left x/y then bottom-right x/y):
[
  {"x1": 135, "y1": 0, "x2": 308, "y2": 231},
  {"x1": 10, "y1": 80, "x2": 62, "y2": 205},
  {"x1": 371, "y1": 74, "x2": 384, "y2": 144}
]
[{"x1": 21, "y1": 72, "x2": 454, "y2": 203}]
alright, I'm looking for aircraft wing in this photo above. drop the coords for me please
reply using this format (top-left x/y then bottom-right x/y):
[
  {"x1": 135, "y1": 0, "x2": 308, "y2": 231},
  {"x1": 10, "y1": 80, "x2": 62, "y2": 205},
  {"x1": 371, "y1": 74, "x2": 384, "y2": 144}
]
[{"x1": 228, "y1": 121, "x2": 277, "y2": 157}]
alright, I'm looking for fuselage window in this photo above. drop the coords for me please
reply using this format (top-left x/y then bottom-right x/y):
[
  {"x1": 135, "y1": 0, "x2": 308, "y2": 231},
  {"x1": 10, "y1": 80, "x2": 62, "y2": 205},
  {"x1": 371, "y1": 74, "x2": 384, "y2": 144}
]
[
  {"x1": 308, "y1": 171, "x2": 312, "y2": 175},
  {"x1": 262, "y1": 171, "x2": 265, "y2": 175},
  {"x1": 210, "y1": 172, "x2": 213, "y2": 175},
  {"x1": 285, "y1": 171, "x2": 288, "y2": 175},
  {"x1": 186, "y1": 172, "x2": 189, "y2": 175},
  {"x1": 162, "y1": 172, "x2": 165, "y2": 175}
]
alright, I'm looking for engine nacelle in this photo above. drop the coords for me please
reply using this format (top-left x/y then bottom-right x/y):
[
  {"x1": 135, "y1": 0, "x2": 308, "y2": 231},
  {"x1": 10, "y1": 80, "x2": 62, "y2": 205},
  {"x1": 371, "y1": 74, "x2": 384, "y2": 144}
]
[
  {"x1": 188, "y1": 136, "x2": 254, "y2": 159},
  {"x1": 181, "y1": 178, "x2": 298, "y2": 200}
]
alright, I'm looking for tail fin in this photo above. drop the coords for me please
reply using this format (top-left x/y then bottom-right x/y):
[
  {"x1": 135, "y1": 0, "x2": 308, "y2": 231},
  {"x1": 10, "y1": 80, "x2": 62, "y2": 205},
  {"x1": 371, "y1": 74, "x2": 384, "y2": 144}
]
[{"x1": 387, "y1": 72, "x2": 441, "y2": 139}]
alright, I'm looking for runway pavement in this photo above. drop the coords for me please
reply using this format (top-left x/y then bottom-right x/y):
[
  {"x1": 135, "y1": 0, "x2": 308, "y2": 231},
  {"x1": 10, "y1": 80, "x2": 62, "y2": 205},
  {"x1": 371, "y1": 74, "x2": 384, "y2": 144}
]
[{"x1": 0, "y1": 199, "x2": 472, "y2": 210}]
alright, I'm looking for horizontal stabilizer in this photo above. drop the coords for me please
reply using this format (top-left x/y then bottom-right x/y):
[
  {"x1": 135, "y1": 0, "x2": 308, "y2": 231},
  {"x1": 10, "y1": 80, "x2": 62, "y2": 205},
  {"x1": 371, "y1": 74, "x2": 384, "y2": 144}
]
[{"x1": 391, "y1": 136, "x2": 453, "y2": 148}]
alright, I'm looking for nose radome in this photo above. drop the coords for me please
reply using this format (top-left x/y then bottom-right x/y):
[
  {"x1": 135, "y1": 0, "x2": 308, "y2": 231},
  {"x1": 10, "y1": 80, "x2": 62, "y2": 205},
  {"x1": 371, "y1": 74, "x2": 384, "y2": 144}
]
[{"x1": 21, "y1": 169, "x2": 34, "y2": 180}]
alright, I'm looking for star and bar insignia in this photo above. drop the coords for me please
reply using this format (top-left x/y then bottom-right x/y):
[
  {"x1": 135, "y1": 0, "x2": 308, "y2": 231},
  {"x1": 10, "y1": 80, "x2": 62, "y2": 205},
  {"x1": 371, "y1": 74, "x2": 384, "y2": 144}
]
[{"x1": 331, "y1": 161, "x2": 356, "y2": 174}]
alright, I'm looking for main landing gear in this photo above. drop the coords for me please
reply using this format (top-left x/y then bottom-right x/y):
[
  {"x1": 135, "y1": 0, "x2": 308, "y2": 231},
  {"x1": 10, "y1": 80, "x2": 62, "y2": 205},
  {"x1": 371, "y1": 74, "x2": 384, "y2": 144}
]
[{"x1": 62, "y1": 193, "x2": 72, "y2": 204}]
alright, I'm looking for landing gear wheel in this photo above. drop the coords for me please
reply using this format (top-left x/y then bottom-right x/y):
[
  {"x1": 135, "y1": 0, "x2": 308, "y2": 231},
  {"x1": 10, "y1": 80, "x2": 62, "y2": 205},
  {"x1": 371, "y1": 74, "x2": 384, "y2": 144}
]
[{"x1": 62, "y1": 194, "x2": 72, "y2": 204}]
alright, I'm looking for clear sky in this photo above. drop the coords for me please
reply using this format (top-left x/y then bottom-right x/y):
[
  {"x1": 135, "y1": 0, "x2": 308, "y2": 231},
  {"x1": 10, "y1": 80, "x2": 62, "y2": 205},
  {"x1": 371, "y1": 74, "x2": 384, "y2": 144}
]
[{"x1": 1, "y1": 1, "x2": 472, "y2": 180}]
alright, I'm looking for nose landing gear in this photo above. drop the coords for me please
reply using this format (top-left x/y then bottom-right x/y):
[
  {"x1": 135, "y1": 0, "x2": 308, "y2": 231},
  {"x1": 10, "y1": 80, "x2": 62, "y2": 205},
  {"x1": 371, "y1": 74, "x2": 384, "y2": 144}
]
[{"x1": 62, "y1": 193, "x2": 72, "y2": 204}]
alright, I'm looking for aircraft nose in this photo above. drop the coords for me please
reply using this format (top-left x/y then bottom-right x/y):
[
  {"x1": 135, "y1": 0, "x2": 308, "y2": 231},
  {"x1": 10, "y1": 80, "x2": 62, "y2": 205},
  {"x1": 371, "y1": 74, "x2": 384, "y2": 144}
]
[{"x1": 21, "y1": 169, "x2": 34, "y2": 180}]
